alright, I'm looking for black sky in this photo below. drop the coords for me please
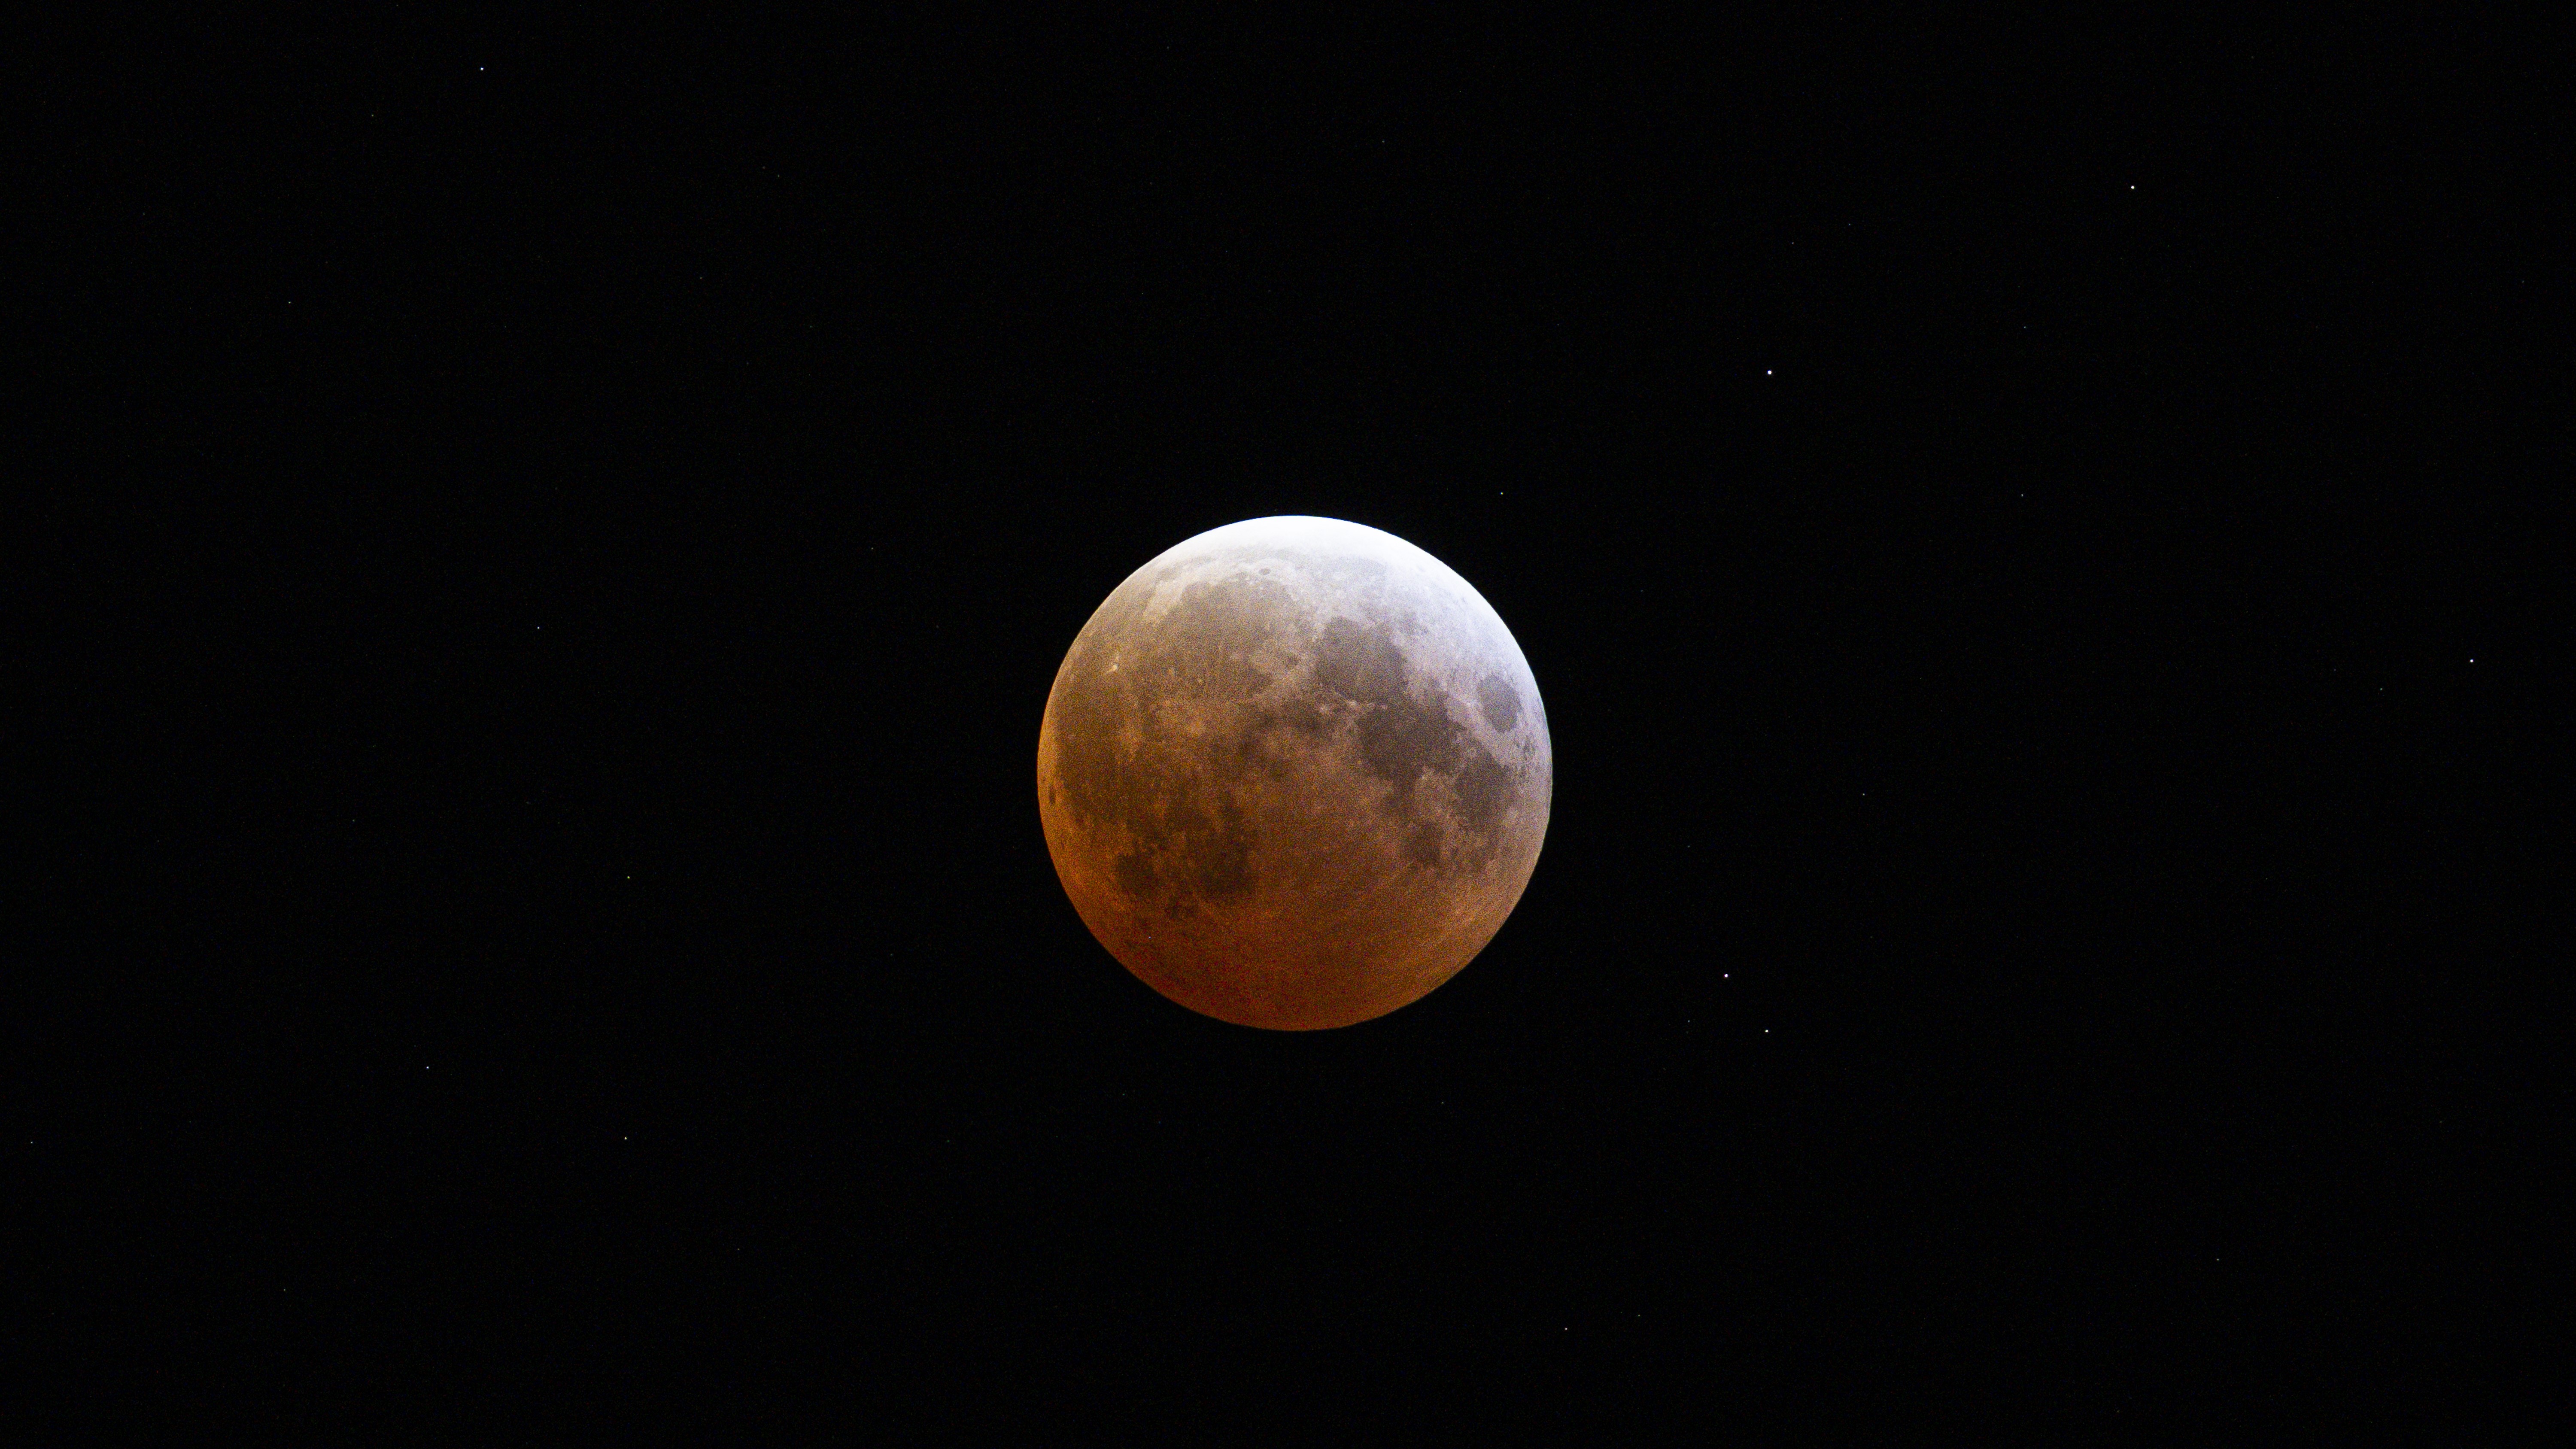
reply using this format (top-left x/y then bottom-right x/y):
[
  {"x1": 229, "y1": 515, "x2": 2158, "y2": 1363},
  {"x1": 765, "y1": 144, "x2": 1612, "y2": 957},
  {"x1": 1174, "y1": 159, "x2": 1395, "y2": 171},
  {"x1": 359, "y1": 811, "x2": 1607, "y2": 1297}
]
[{"x1": 19, "y1": 9, "x2": 2558, "y2": 1437}]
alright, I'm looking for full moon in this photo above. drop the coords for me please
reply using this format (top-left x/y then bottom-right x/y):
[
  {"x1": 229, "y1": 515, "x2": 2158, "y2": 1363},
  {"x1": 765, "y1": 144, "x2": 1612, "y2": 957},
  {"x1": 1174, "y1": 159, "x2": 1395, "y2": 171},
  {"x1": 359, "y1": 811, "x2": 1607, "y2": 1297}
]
[{"x1": 1038, "y1": 516, "x2": 1552, "y2": 1030}]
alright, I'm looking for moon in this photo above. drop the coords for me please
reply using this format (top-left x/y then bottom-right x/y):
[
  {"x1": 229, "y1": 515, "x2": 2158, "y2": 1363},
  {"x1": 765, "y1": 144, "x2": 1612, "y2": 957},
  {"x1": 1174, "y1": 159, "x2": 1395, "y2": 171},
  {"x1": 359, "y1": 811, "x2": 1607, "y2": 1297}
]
[{"x1": 1038, "y1": 516, "x2": 1552, "y2": 1030}]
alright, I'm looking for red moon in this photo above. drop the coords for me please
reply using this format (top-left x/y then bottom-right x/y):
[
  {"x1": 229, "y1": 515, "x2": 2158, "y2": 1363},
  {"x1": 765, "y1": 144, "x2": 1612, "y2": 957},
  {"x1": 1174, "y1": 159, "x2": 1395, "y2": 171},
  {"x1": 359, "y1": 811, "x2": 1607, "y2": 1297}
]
[{"x1": 1038, "y1": 516, "x2": 1551, "y2": 1030}]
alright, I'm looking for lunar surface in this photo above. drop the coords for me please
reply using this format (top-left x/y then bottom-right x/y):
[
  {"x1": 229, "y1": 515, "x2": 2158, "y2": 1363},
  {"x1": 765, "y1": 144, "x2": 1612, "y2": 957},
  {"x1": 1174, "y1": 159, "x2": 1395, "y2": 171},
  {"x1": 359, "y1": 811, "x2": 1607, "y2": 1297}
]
[{"x1": 1038, "y1": 516, "x2": 1551, "y2": 1030}]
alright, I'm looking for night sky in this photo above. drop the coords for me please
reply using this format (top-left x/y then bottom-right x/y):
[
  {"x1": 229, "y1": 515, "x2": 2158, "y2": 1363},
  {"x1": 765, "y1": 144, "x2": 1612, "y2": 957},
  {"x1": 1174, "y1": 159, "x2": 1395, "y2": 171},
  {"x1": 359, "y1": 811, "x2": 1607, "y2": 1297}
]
[{"x1": 22, "y1": 11, "x2": 2555, "y2": 1437}]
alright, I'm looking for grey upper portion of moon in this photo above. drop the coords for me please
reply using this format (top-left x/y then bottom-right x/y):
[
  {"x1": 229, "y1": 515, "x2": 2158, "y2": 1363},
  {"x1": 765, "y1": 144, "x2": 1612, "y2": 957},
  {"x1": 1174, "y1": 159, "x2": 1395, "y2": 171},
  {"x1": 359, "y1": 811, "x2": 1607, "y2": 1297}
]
[{"x1": 1039, "y1": 516, "x2": 1552, "y2": 1030}]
